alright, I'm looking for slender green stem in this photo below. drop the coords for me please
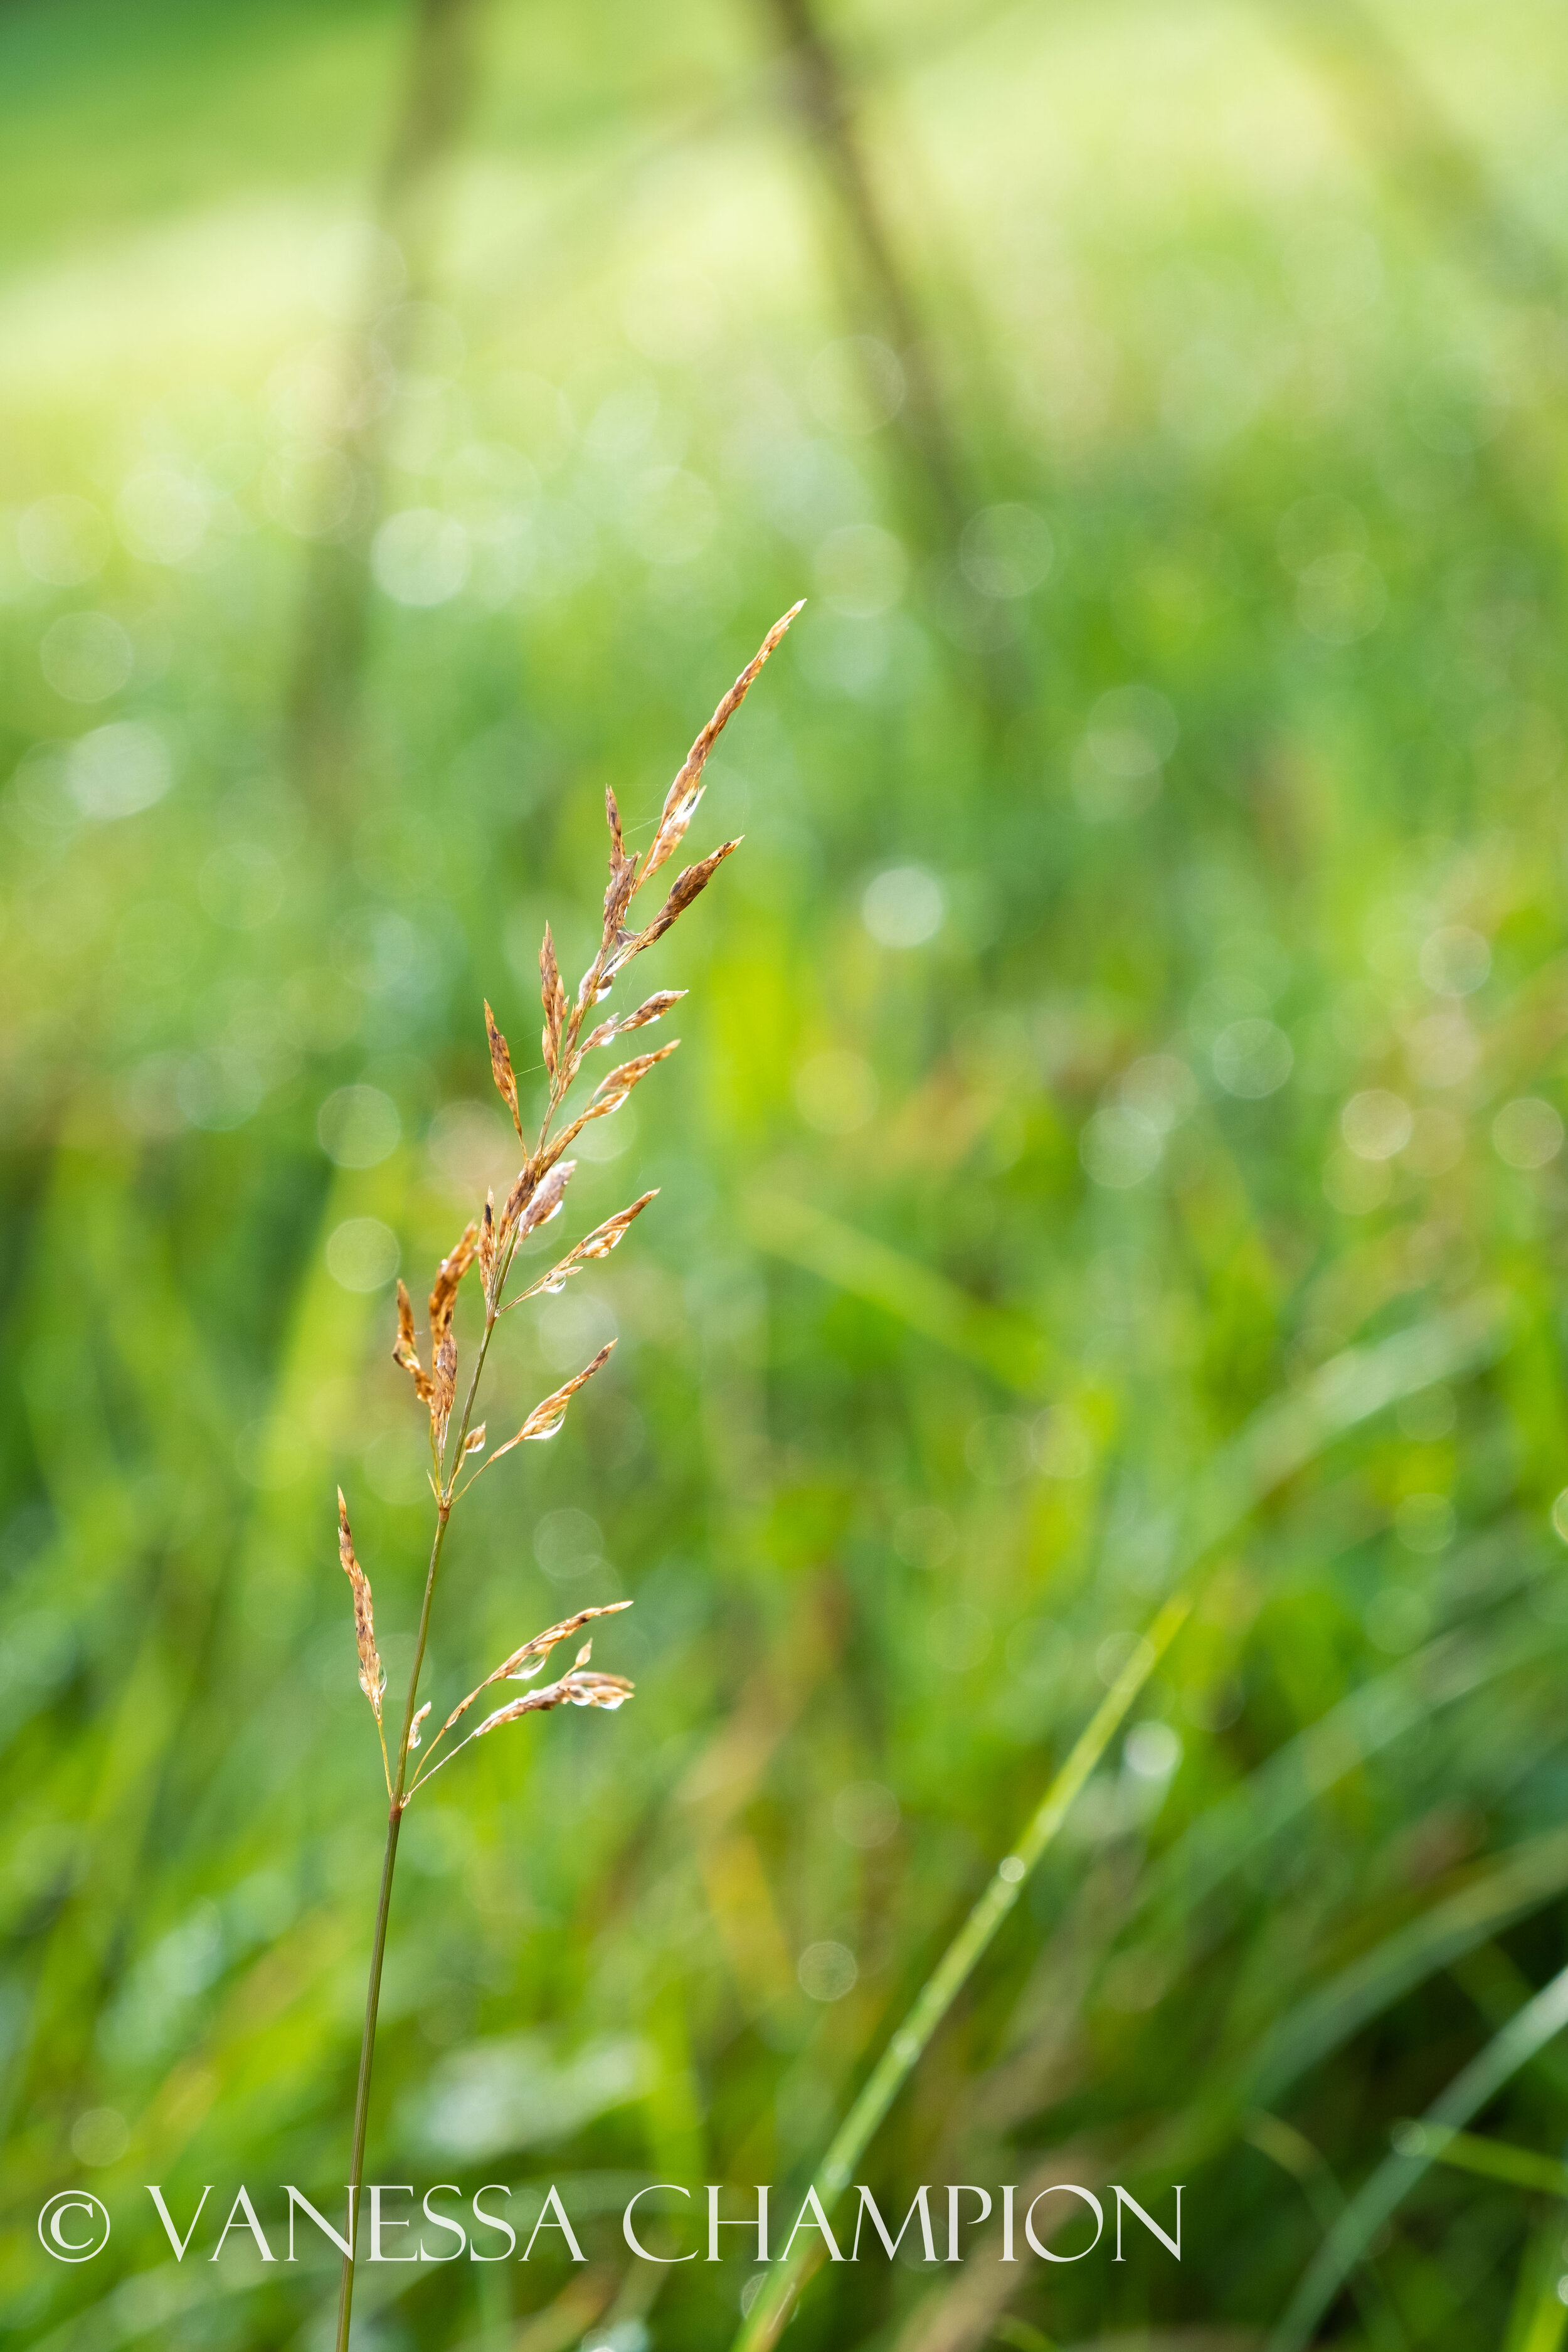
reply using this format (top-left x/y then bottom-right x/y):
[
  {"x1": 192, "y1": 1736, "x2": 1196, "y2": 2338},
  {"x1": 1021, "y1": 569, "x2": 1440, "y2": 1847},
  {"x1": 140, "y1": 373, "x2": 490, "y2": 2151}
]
[
  {"x1": 730, "y1": 1591, "x2": 1192, "y2": 2352},
  {"x1": 334, "y1": 1311, "x2": 495, "y2": 2351},
  {"x1": 729, "y1": 1295, "x2": 1509, "y2": 2352},
  {"x1": 333, "y1": 1802, "x2": 401, "y2": 2352},
  {"x1": 1269, "y1": 1959, "x2": 1568, "y2": 2352}
]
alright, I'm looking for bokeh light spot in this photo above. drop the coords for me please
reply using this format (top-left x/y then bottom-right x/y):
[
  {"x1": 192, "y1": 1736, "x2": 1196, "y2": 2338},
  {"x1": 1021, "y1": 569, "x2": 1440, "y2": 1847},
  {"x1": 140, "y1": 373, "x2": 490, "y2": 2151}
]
[
  {"x1": 19, "y1": 495, "x2": 110, "y2": 586},
  {"x1": 326, "y1": 1217, "x2": 400, "y2": 1293},
  {"x1": 959, "y1": 503, "x2": 1054, "y2": 600},
  {"x1": 40, "y1": 612, "x2": 132, "y2": 703},
  {"x1": 1342, "y1": 1089, "x2": 1412, "y2": 1162},
  {"x1": 534, "y1": 1508, "x2": 605, "y2": 1582},
  {"x1": 832, "y1": 1781, "x2": 900, "y2": 1848},
  {"x1": 1419, "y1": 925, "x2": 1490, "y2": 998},
  {"x1": 1492, "y1": 1097, "x2": 1563, "y2": 1170},
  {"x1": 861, "y1": 863, "x2": 943, "y2": 946},
  {"x1": 1212, "y1": 1019, "x2": 1292, "y2": 1099},
  {"x1": 317, "y1": 1084, "x2": 401, "y2": 1168},
  {"x1": 372, "y1": 508, "x2": 470, "y2": 605},
  {"x1": 798, "y1": 1941, "x2": 857, "y2": 2002},
  {"x1": 1081, "y1": 1104, "x2": 1163, "y2": 1187}
]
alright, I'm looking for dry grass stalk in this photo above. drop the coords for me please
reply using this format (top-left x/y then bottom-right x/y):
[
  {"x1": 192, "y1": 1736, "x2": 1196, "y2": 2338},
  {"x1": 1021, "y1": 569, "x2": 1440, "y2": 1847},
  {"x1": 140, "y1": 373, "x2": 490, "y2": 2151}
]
[{"x1": 329, "y1": 603, "x2": 802, "y2": 2352}]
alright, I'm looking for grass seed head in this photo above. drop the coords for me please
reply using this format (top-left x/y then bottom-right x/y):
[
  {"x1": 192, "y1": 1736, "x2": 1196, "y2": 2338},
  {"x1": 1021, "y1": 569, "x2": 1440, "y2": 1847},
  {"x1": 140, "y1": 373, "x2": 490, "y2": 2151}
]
[
  {"x1": 500, "y1": 1154, "x2": 575, "y2": 1250},
  {"x1": 472, "y1": 1666, "x2": 634, "y2": 1741},
  {"x1": 597, "y1": 787, "x2": 638, "y2": 960},
  {"x1": 490, "y1": 1340, "x2": 616, "y2": 1461},
  {"x1": 519, "y1": 1191, "x2": 657, "y2": 1306},
  {"x1": 344, "y1": 614, "x2": 797, "y2": 1820},
  {"x1": 336, "y1": 1488, "x2": 386, "y2": 1725},
  {"x1": 621, "y1": 837, "x2": 742, "y2": 966},
  {"x1": 581, "y1": 987, "x2": 686, "y2": 1057},
  {"x1": 423, "y1": 1601, "x2": 634, "y2": 1756},
  {"x1": 635, "y1": 600, "x2": 802, "y2": 896},
  {"x1": 484, "y1": 1000, "x2": 522, "y2": 1140},
  {"x1": 428, "y1": 1221, "x2": 479, "y2": 1342},
  {"x1": 539, "y1": 923, "x2": 568, "y2": 1079},
  {"x1": 432, "y1": 1328, "x2": 458, "y2": 1450}
]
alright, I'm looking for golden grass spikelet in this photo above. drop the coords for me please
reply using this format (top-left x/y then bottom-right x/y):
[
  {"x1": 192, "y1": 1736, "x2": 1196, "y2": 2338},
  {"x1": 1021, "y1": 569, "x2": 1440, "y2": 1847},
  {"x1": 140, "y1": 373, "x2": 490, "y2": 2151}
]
[
  {"x1": 432, "y1": 1329, "x2": 457, "y2": 1449},
  {"x1": 392, "y1": 1279, "x2": 432, "y2": 1404},
  {"x1": 581, "y1": 988, "x2": 686, "y2": 1056},
  {"x1": 472, "y1": 1668, "x2": 633, "y2": 1737},
  {"x1": 513, "y1": 1191, "x2": 657, "y2": 1310},
  {"x1": 429, "y1": 1221, "x2": 479, "y2": 1343},
  {"x1": 598, "y1": 787, "x2": 637, "y2": 955},
  {"x1": 489, "y1": 1340, "x2": 616, "y2": 1461},
  {"x1": 635, "y1": 600, "x2": 802, "y2": 896},
  {"x1": 622, "y1": 837, "x2": 742, "y2": 965},
  {"x1": 336, "y1": 1489, "x2": 386, "y2": 1725},
  {"x1": 591, "y1": 1044, "x2": 679, "y2": 1111},
  {"x1": 479, "y1": 1194, "x2": 496, "y2": 1300},
  {"x1": 484, "y1": 1000, "x2": 522, "y2": 1140},
  {"x1": 541, "y1": 1046, "x2": 678, "y2": 1172},
  {"x1": 423, "y1": 1600, "x2": 633, "y2": 1753},
  {"x1": 539, "y1": 923, "x2": 568, "y2": 1078},
  {"x1": 428, "y1": 1221, "x2": 479, "y2": 1449},
  {"x1": 499, "y1": 1155, "x2": 574, "y2": 1249}
]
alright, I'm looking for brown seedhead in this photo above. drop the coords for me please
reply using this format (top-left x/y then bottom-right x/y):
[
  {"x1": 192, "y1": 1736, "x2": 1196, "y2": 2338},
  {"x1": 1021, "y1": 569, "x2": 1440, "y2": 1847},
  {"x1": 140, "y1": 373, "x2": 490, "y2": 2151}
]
[{"x1": 326, "y1": 605, "x2": 801, "y2": 2352}]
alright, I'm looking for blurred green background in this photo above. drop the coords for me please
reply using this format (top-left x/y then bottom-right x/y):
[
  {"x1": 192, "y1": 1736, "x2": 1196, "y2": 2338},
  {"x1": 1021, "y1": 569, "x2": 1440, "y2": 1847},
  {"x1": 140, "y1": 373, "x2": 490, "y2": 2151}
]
[{"x1": 5, "y1": 0, "x2": 1568, "y2": 2346}]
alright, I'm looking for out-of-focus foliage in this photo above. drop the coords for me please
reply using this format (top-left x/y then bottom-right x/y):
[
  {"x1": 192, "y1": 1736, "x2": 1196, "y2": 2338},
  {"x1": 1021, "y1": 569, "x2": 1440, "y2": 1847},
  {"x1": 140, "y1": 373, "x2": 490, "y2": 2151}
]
[{"x1": 4, "y1": 0, "x2": 1568, "y2": 2346}]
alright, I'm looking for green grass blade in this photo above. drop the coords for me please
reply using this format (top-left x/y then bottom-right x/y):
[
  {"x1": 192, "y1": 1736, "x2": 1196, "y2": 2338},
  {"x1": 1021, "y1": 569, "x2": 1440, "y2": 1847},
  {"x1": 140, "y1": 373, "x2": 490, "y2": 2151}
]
[
  {"x1": 1396, "y1": 2123, "x2": 1568, "y2": 2199},
  {"x1": 1251, "y1": 1826, "x2": 1568, "y2": 2105},
  {"x1": 1269, "y1": 1961, "x2": 1568, "y2": 2352},
  {"x1": 730, "y1": 1300, "x2": 1507, "y2": 2352},
  {"x1": 729, "y1": 1589, "x2": 1192, "y2": 2352}
]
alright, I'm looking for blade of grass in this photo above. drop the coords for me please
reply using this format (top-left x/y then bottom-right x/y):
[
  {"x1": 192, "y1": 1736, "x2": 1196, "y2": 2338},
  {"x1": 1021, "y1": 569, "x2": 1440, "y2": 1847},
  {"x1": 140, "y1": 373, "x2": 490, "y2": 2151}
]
[
  {"x1": 1246, "y1": 2114, "x2": 1406, "y2": 2352},
  {"x1": 1136, "y1": 1598, "x2": 1550, "y2": 1940},
  {"x1": 1508, "y1": 2208, "x2": 1568, "y2": 2352},
  {"x1": 1393, "y1": 2123, "x2": 1568, "y2": 2198},
  {"x1": 730, "y1": 1591, "x2": 1192, "y2": 2351},
  {"x1": 1269, "y1": 1959, "x2": 1568, "y2": 2352},
  {"x1": 1251, "y1": 1826, "x2": 1568, "y2": 2105},
  {"x1": 729, "y1": 1292, "x2": 1512, "y2": 2352}
]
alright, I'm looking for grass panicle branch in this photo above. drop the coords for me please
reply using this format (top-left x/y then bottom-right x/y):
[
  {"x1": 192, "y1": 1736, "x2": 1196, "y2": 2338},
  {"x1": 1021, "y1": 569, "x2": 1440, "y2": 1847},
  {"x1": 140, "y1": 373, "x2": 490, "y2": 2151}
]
[{"x1": 329, "y1": 607, "x2": 800, "y2": 2352}]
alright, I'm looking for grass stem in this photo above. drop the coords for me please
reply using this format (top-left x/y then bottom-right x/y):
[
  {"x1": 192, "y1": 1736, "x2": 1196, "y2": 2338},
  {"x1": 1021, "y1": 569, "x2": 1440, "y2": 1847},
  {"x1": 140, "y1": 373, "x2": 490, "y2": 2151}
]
[
  {"x1": 334, "y1": 1803, "x2": 402, "y2": 2352},
  {"x1": 334, "y1": 1322, "x2": 492, "y2": 2349},
  {"x1": 731, "y1": 1591, "x2": 1192, "y2": 2351}
]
